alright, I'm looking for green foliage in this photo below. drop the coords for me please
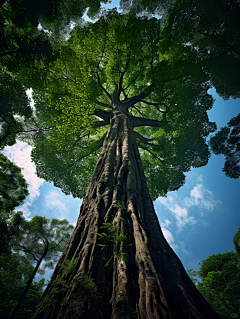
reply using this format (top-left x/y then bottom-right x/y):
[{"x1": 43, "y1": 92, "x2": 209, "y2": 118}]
[
  {"x1": 97, "y1": 216, "x2": 133, "y2": 266},
  {"x1": 4, "y1": 212, "x2": 74, "y2": 318},
  {"x1": 160, "y1": 0, "x2": 240, "y2": 100},
  {"x1": 40, "y1": 258, "x2": 101, "y2": 308},
  {"x1": 233, "y1": 228, "x2": 240, "y2": 254},
  {"x1": 38, "y1": 257, "x2": 78, "y2": 307},
  {"x1": 0, "y1": 252, "x2": 45, "y2": 319},
  {"x1": 24, "y1": 9, "x2": 216, "y2": 200},
  {"x1": 9, "y1": 212, "x2": 74, "y2": 270},
  {"x1": 0, "y1": 153, "x2": 29, "y2": 213},
  {"x1": 78, "y1": 274, "x2": 102, "y2": 303},
  {"x1": 0, "y1": 0, "x2": 112, "y2": 148},
  {"x1": 160, "y1": 0, "x2": 240, "y2": 180},
  {"x1": 187, "y1": 228, "x2": 240, "y2": 319},
  {"x1": 61, "y1": 256, "x2": 78, "y2": 275},
  {"x1": 209, "y1": 114, "x2": 240, "y2": 179}
]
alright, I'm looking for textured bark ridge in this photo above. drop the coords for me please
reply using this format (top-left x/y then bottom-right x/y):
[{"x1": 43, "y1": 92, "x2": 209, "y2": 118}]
[{"x1": 32, "y1": 111, "x2": 221, "y2": 319}]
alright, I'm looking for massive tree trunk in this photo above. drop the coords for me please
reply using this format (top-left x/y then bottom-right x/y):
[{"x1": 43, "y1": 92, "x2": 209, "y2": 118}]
[{"x1": 32, "y1": 111, "x2": 222, "y2": 319}]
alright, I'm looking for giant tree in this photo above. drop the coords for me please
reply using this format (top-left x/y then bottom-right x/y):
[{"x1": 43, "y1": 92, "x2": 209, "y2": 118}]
[{"x1": 28, "y1": 10, "x2": 221, "y2": 319}]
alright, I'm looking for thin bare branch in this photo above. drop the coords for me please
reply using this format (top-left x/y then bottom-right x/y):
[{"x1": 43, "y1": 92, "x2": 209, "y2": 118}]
[
  {"x1": 122, "y1": 60, "x2": 145, "y2": 92},
  {"x1": 95, "y1": 70, "x2": 112, "y2": 100},
  {"x1": 138, "y1": 144, "x2": 163, "y2": 163},
  {"x1": 141, "y1": 100, "x2": 167, "y2": 113},
  {"x1": 132, "y1": 106, "x2": 146, "y2": 118},
  {"x1": 119, "y1": 43, "x2": 132, "y2": 94},
  {"x1": 134, "y1": 131, "x2": 154, "y2": 145}
]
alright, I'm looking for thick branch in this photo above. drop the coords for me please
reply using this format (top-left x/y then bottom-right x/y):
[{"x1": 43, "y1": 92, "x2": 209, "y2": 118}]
[
  {"x1": 94, "y1": 99, "x2": 111, "y2": 108},
  {"x1": 132, "y1": 116, "x2": 171, "y2": 128},
  {"x1": 123, "y1": 92, "x2": 145, "y2": 109},
  {"x1": 94, "y1": 109, "x2": 112, "y2": 123},
  {"x1": 94, "y1": 120, "x2": 108, "y2": 128}
]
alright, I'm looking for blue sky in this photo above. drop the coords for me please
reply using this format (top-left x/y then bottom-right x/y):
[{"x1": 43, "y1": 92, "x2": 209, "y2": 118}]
[{"x1": 2, "y1": 0, "x2": 240, "y2": 282}]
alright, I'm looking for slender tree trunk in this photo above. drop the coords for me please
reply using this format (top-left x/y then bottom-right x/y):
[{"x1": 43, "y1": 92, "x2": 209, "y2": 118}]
[
  {"x1": 32, "y1": 111, "x2": 222, "y2": 319},
  {"x1": 11, "y1": 255, "x2": 46, "y2": 319}
]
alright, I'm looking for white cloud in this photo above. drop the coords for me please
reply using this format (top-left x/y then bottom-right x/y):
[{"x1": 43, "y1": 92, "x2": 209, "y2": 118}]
[
  {"x1": 45, "y1": 190, "x2": 69, "y2": 220},
  {"x1": 190, "y1": 184, "x2": 204, "y2": 204},
  {"x1": 158, "y1": 179, "x2": 220, "y2": 232},
  {"x1": 44, "y1": 190, "x2": 81, "y2": 225},
  {"x1": 162, "y1": 227, "x2": 174, "y2": 244},
  {"x1": 3, "y1": 141, "x2": 44, "y2": 218},
  {"x1": 3, "y1": 141, "x2": 44, "y2": 200}
]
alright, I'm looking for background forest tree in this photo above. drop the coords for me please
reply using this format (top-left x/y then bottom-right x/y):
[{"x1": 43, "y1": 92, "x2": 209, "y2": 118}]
[
  {"x1": 187, "y1": 227, "x2": 240, "y2": 319},
  {"x1": 0, "y1": 153, "x2": 74, "y2": 318}
]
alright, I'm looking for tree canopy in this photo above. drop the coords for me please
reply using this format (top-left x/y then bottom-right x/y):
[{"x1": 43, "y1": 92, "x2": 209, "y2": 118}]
[
  {"x1": 209, "y1": 113, "x2": 240, "y2": 178},
  {"x1": 157, "y1": 0, "x2": 240, "y2": 179},
  {"x1": 159, "y1": 0, "x2": 240, "y2": 100},
  {"x1": 0, "y1": 0, "x2": 114, "y2": 149},
  {"x1": 0, "y1": 252, "x2": 45, "y2": 319},
  {"x1": 0, "y1": 153, "x2": 29, "y2": 213},
  {"x1": 8, "y1": 212, "x2": 74, "y2": 319},
  {"x1": 22, "y1": 9, "x2": 216, "y2": 200},
  {"x1": 187, "y1": 228, "x2": 240, "y2": 319}
]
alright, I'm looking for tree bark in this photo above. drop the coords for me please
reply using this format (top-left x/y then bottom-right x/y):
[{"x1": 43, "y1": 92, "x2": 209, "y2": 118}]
[{"x1": 32, "y1": 111, "x2": 222, "y2": 319}]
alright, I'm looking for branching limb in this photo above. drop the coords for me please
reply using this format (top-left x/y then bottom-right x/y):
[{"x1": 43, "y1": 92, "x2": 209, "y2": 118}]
[
  {"x1": 134, "y1": 131, "x2": 155, "y2": 145},
  {"x1": 123, "y1": 92, "x2": 145, "y2": 109},
  {"x1": 138, "y1": 144, "x2": 163, "y2": 163},
  {"x1": 73, "y1": 134, "x2": 106, "y2": 163},
  {"x1": 95, "y1": 70, "x2": 112, "y2": 100},
  {"x1": 132, "y1": 116, "x2": 172, "y2": 128},
  {"x1": 118, "y1": 43, "x2": 132, "y2": 95},
  {"x1": 122, "y1": 60, "x2": 145, "y2": 92},
  {"x1": 94, "y1": 99, "x2": 111, "y2": 108},
  {"x1": 94, "y1": 120, "x2": 108, "y2": 128},
  {"x1": 94, "y1": 109, "x2": 112, "y2": 123},
  {"x1": 141, "y1": 100, "x2": 167, "y2": 113}
]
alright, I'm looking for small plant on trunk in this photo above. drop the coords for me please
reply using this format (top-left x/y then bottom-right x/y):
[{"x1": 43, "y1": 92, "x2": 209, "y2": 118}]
[{"x1": 97, "y1": 214, "x2": 133, "y2": 266}]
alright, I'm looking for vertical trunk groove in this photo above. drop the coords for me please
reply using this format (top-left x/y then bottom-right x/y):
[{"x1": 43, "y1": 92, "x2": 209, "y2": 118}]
[{"x1": 32, "y1": 111, "x2": 222, "y2": 319}]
